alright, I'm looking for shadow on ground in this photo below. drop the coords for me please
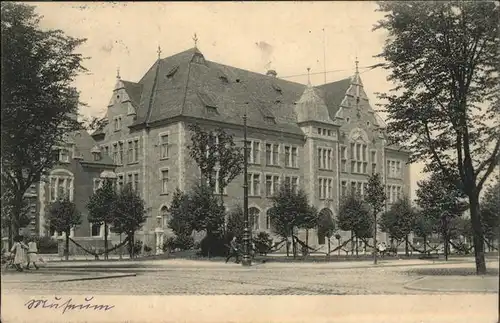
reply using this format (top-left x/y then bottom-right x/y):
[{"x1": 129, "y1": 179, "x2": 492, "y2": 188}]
[{"x1": 407, "y1": 267, "x2": 499, "y2": 277}]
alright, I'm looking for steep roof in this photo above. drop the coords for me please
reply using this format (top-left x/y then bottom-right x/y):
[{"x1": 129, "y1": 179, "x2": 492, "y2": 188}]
[
  {"x1": 121, "y1": 80, "x2": 143, "y2": 108},
  {"x1": 315, "y1": 78, "x2": 352, "y2": 121},
  {"x1": 112, "y1": 47, "x2": 375, "y2": 136},
  {"x1": 70, "y1": 129, "x2": 115, "y2": 166},
  {"x1": 295, "y1": 82, "x2": 334, "y2": 124}
]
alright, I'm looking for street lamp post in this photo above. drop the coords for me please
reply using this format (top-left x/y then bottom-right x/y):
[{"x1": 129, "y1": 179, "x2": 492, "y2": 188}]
[{"x1": 241, "y1": 110, "x2": 251, "y2": 267}]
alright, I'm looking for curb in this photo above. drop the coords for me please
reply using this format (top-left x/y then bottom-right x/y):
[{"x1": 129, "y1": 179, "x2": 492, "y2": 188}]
[
  {"x1": 403, "y1": 276, "x2": 498, "y2": 293},
  {"x1": 2, "y1": 272, "x2": 136, "y2": 284}
]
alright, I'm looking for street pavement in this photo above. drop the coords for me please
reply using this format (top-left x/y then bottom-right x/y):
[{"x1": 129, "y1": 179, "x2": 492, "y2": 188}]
[{"x1": 2, "y1": 257, "x2": 498, "y2": 295}]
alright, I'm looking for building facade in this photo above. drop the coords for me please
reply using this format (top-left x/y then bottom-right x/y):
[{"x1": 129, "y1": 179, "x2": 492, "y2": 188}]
[
  {"x1": 33, "y1": 129, "x2": 117, "y2": 251},
  {"x1": 92, "y1": 46, "x2": 410, "y2": 254}
]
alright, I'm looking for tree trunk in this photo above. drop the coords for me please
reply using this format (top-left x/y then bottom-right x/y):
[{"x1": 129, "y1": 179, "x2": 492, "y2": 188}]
[
  {"x1": 350, "y1": 231, "x2": 354, "y2": 255},
  {"x1": 103, "y1": 222, "x2": 109, "y2": 260},
  {"x1": 444, "y1": 234, "x2": 449, "y2": 261},
  {"x1": 8, "y1": 223, "x2": 13, "y2": 250},
  {"x1": 65, "y1": 231, "x2": 70, "y2": 261},
  {"x1": 327, "y1": 236, "x2": 331, "y2": 255},
  {"x1": 128, "y1": 233, "x2": 134, "y2": 259},
  {"x1": 285, "y1": 236, "x2": 290, "y2": 257},
  {"x1": 405, "y1": 235, "x2": 409, "y2": 256},
  {"x1": 355, "y1": 236, "x2": 359, "y2": 257},
  {"x1": 468, "y1": 192, "x2": 487, "y2": 274},
  {"x1": 373, "y1": 211, "x2": 378, "y2": 264},
  {"x1": 423, "y1": 236, "x2": 427, "y2": 254}
]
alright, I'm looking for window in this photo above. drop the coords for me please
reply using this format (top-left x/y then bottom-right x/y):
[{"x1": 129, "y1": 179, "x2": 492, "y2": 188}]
[
  {"x1": 119, "y1": 141, "x2": 124, "y2": 164},
  {"x1": 249, "y1": 207, "x2": 260, "y2": 231},
  {"x1": 161, "y1": 206, "x2": 169, "y2": 228},
  {"x1": 265, "y1": 175, "x2": 280, "y2": 197},
  {"x1": 318, "y1": 148, "x2": 333, "y2": 170},
  {"x1": 284, "y1": 176, "x2": 299, "y2": 193},
  {"x1": 318, "y1": 177, "x2": 333, "y2": 200},
  {"x1": 117, "y1": 174, "x2": 124, "y2": 191},
  {"x1": 350, "y1": 180, "x2": 367, "y2": 196},
  {"x1": 340, "y1": 145, "x2": 347, "y2": 172},
  {"x1": 160, "y1": 134, "x2": 169, "y2": 159},
  {"x1": 284, "y1": 145, "x2": 298, "y2": 168},
  {"x1": 266, "y1": 210, "x2": 271, "y2": 229},
  {"x1": 113, "y1": 116, "x2": 122, "y2": 131},
  {"x1": 371, "y1": 150, "x2": 377, "y2": 174},
  {"x1": 249, "y1": 140, "x2": 260, "y2": 164},
  {"x1": 341, "y1": 180, "x2": 348, "y2": 196},
  {"x1": 91, "y1": 223, "x2": 101, "y2": 237},
  {"x1": 350, "y1": 142, "x2": 368, "y2": 174},
  {"x1": 387, "y1": 160, "x2": 402, "y2": 178},
  {"x1": 49, "y1": 175, "x2": 74, "y2": 201},
  {"x1": 127, "y1": 172, "x2": 140, "y2": 192},
  {"x1": 161, "y1": 169, "x2": 169, "y2": 194},
  {"x1": 317, "y1": 128, "x2": 322, "y2": 135},
  {"x1": 93, "y1": 178, "x2": 104, "y2": 193},
  {"x1": 386, "y1": 185, "x2": 402, "y2": 203},
  {"x1": 213, "y1": 169, "x2": 228, "y2": 195},
  {"x1": 247, "y1": 173, "x2": 261, "y2": 196},
  {"x1": 265, "y1": 143, "x2": 280, "y2": 166},
  {"x1": 128, "y1": 139, "x2": 140, "y2": 163},
  {"x1": 112, "y1": 143, "x2": 118, "y2": 164},
  {"x1": 59, "y1": 148, "x2": 70, "y2": 163}
]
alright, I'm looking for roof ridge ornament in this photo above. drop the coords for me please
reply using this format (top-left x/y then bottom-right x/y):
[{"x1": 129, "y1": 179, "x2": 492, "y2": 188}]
[
  {"x1": 116, "y1": 67, "x2": 121, "y2": 80},
  {"x1": 307, "y1": 67, "x2": 311, "y2": 86},
  {"x1": 157, "y1": 45, "x2": 162, "y2": 60},
  {"x1": 193, "y1": 33, "x2": 199, "y2": 48}
]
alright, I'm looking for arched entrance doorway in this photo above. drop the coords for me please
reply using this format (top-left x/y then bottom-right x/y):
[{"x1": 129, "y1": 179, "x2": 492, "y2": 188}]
[
  {"x1": 249, "y1": 207, "x2": 260, "y2": 231},
  {"x1": 317, "y1": 208, "x2": 334, "y2": 245}
]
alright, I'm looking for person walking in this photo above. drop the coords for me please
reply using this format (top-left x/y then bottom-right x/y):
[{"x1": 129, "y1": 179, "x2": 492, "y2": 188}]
[
  {"x1": 25, "y1": 237, "x2": 39, "y2": 270},
  {"x1": 225, "y1": 236, "x2": 240, "y2": 264},
  {"x1": 10, "y1": 236, "x2": 28, "y2": 272}
]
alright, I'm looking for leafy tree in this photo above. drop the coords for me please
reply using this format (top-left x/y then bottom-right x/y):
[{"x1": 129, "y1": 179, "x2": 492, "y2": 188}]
[
  {"x1": 46, "y1": 197, "x2": 81, "y2": 261},
  {"x1": 226, "y1": 205, "x2": 254, "y2": 242},
  {"x1": 189, "y1": 181, "x2": 226, "y2": 257},
  {"x1": 375, "y1": 1, "x2": 499, "y2": 274},
  {"x1": 416, "y1": 172, "x2": 469, "y2": 260},
  {"x1": 480, "y1": 181, "x2": 500, "y2": 248},
  {"x1": 380, "y1": 196, "x2": 415, "y2": 256},
  {"x1": 317, "y1": 211, "x2": 336, "y2": 255},
  {"x1": 1, "y1": 3, "x2": 86, "y2": 245},
  {"x1": 187, "y1": 124, "x2": 244, "y2": 202},
  {"x1": 269, "y1": 183, "x2": 315, "y2": 257},
  {"x1": 337, "y1": 191, "x2": 373, "y2": 256},
  {"x1": 111, "y1": 184, "x2": 147, "y2": 259},
  {"x1": 168, "y1": 189, "x2": 195, "y2": 237},
  {"x1": 86, "y1": 180, "x2": 117, "y2": 260},
  {"x1": 365, "y1": 173, "x2": 386, "y2": 263},
  {"x1": 413, "y1": 209, "x2": 436, "y2": 254},
  {"x1": 299, "y1": 205, "x2": 319, "y2": 251},
  {"x1": 1, "y1": 189, "x2": 30, "y2": 247}
]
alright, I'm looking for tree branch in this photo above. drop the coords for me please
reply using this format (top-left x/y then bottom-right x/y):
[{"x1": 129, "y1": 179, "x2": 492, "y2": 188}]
[{"x1": 477, "y1": 137, "x2": 500, "y2": 191}]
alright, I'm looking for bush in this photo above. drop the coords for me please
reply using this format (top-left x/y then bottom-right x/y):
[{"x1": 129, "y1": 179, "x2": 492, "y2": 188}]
[
  {"x1": 198, "y1": 234, "x2": 228, "y2": 257},
  {"x1": 36, "y1": 236, "x2": 58, "y2": 254},
  {"x1": 143, "y1": 245, "x2": 152, "y2": 255},
  {"x1": 253, "y1": 231, "x2": 272, "y2": 255},
  {"x1": 452, "y1": 241, "x2": 471, "y2": 255},
  {"x1": 133, "y1": 240, "x2": 143, "y2": 256},
  {"x1": 163, "y1": 235, "x2": 194, "y2": 252}
]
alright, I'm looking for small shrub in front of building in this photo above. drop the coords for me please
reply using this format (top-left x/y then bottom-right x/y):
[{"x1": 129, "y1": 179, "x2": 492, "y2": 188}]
[
  {"x1": 198, "y1": 235, "x2": 228, "y2": 257},
  {"x1": 37, "y1": 236, "x2": 58, "y2": 254},
  {"x1": 163, "y1": 235, "x2": 194, "y2": 253},
  {"x1": 253, "y1": 231, "x2": 273, "y2": 255}
]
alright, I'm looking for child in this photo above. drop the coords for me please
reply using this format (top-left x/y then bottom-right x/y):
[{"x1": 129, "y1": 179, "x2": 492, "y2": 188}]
[
  {"x1": 10, "y1": 235, "x2": 28, "y2": 272},
  {"x1": 26, "y1": 237, "x2": 39, "y2": 270}
]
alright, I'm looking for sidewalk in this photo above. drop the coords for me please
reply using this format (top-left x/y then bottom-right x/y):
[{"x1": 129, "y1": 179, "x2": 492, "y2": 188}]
[
  {"x1": 405, "y1": 276, "x2": 498, "y2": 293},
  {"x1": 1, "y1": 268, "x2": 136, "y2": 283}
]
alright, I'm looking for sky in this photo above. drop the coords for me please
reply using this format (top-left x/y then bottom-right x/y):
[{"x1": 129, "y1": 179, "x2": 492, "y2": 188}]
[{"x1": 32, "y1": 1, "x2": 427, "y2": 199}]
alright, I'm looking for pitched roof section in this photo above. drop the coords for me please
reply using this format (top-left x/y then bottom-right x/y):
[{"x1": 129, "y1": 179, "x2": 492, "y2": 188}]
[
  {"x1": 126, "y1": 47, "x2": 379, "y2": 135},
  {"x1": 295, "y1": 83, "x2": 334, "y2": 124},
  {"x1": 315, "y1": 78, "x2": 352, "y2": 121},
  {"x1": 70, "y1": 130, "x2": 115, "y2": 166},
  {"x1": 121, "y1": 81, "x2": 143, "y2": 108}
]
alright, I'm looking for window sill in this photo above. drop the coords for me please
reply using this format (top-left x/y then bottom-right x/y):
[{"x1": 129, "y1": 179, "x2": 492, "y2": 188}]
[
  {"x1": 284, "y1": 166, "x2": 299, "y2": 170},
  {"x1": 160, "y1": 192, "x2": 169, "y2": 196},
  {"x1": 160, "y1": 157, "x2": 169, "y2": 161},
  {"x1": 128, "y1": 162, "x2": 139, "y2": 165},
  {"x1": 265, "y1": 164, "x2": 281, "y2": 168},
  {"x1": 318, "y1": 168, "x2": 334, "y2": 171},
  {"x1": 248, "y1": 195, "x2": 262, "y2": 198}
]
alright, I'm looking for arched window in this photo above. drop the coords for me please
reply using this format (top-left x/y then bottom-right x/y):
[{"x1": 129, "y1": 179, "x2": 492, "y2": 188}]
[
  {"x1": 161, "y1": 206, "x2": 169, "y2": 228},
  {"x1": 317, "y1": 208, "x2": 334, "y2": 245},
  {"x1": 249, "y1": 207, "x2": 260, "y2": 231}
]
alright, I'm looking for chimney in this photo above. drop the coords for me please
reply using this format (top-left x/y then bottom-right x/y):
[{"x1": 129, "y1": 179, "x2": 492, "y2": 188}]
[{"x1": 266, "y1": 69, "x2": 277, "y2": 77}]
